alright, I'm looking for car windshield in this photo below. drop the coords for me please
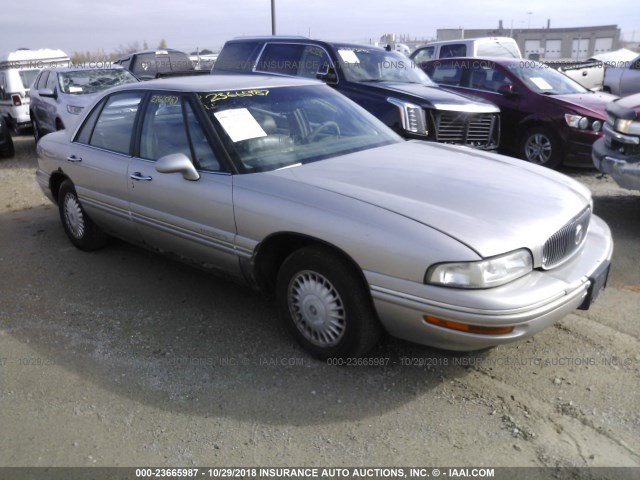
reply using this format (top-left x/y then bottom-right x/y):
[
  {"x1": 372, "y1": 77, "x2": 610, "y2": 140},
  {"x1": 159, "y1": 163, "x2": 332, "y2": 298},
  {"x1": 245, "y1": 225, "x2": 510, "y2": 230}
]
[
  {"x1": 58, "y1": 69, "x2": 138, "y2": 95},
  {"x1": 199, "y1": 85, "x2": 401, "y2": 173},
  {"x1": 508, "y1": 63, "x2": 588, "y2": 95},
  {"x1": 335, "y1": 47, "x2": 436, "y2": 85}
]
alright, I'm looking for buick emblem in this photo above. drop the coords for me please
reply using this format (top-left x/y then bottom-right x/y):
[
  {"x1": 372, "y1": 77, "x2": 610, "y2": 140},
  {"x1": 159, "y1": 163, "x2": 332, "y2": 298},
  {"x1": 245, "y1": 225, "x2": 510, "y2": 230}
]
[{"x1": 574, "y1": 224, "x2": 584, "y2": 245}]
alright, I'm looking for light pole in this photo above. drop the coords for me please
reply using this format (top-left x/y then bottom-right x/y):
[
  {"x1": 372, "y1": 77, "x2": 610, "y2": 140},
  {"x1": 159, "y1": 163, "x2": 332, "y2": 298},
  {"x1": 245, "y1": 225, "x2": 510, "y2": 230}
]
[
  {"x1": 271, "y1": 0, "x2": 276, "y2": 35},
  {"x1": 527, "y1": 12, "x2": 532, "y2": 30}
]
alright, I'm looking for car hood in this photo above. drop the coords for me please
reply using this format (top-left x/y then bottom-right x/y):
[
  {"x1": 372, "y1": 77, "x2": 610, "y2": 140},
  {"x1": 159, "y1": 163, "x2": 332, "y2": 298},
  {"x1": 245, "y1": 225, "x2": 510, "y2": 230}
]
[
  {"x1": 276, "y1": 141, "x2": 591, "y2": 259},
  {"x1": 60, "y1": 92, "x2": 100, "y2": 108},
  {"x1": 551, "y1": 92, "x2": 617, "y2": 117},
  {"x1": 358, "y1": 82, "x2": 500, "y2": 112}
]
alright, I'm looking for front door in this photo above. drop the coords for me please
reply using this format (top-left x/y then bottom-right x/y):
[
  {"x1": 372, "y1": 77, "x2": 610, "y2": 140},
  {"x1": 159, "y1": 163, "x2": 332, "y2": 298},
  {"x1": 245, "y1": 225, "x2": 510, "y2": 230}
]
[{"x1": 127, "y1": 92, "x2": 240, "y2": 276}]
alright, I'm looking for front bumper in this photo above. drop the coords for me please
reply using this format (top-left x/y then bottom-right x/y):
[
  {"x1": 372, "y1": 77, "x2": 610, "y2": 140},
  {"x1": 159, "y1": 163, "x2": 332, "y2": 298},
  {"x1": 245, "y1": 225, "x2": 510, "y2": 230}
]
[
  {"x1": 563, "y1": 128, "x2": 603, "y2": 165},
  {"x1": 367, "y1": 215, "x2": 613, "y2": 351},
  {"x1": 592, "y1": 137, "x2": 640, "y2": 191}
]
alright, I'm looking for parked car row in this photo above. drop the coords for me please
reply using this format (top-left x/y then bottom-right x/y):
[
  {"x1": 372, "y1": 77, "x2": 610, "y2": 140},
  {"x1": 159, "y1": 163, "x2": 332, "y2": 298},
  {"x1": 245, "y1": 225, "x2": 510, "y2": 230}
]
[
  {"x1": 3, "y1": 38, "x2": 638, "y2": 186},
  {"x1": 213, "y1": 37, "x2": 501, "y2": 149}
]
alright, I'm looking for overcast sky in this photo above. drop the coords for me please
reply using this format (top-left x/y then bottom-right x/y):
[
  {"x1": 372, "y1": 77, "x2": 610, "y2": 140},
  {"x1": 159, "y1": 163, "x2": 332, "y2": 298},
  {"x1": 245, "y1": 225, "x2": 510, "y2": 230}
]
[{"x1": 2, "y1": 0, "x2": 639, "y2": 54}]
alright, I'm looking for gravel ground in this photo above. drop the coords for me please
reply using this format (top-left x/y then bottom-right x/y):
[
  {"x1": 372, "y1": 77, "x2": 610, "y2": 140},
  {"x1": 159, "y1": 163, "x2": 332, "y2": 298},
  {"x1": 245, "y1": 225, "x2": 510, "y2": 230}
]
[{"x1": 0, "y1": 135, "x2": 638, "y2": 469}]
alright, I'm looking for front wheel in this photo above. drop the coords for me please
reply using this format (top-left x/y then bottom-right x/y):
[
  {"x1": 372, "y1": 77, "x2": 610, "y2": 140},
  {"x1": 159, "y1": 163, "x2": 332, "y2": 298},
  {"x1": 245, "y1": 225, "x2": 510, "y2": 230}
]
[
  {"x1": 520, "y1": 126, "x2": 562, "y2": 169},
  {"x1": 276, "y1": 246, "x2": 382, "y2": 359},
  {"x1": 58, "y1": 180, "x2": 108, "y2": 250},
  {"x1": 32, "y1": 117, "x2": 43, "y2": 143}
]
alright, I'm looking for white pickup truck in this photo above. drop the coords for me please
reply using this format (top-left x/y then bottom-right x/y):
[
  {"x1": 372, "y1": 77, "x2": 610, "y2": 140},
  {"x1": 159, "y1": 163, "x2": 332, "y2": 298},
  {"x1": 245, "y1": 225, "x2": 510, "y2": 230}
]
[{"x1": 542, "y1": 59, "x2": 605, "y2": 91}]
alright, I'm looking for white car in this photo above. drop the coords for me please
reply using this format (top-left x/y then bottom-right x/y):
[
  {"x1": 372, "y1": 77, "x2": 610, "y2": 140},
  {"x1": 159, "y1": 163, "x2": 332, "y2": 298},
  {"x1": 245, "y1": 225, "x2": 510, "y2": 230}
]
[
  {"x1": 29, "y1": 65, "x2": 138, "y2": 141},
  {"x1": 0, "y1": 48, "x2": 69, "y2": 133}
]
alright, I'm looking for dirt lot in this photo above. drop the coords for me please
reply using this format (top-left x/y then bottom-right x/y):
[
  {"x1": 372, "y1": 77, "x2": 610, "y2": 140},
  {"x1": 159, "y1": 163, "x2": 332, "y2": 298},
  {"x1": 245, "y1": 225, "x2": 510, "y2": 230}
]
[{"x1": 0, "y1": 135, "x2": 639, "y2": 468}]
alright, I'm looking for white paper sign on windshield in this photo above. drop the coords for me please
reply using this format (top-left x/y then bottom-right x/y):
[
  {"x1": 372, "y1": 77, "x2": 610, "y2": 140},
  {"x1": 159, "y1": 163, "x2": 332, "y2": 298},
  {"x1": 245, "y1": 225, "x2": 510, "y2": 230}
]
[
  {"x1": 214, "y1": 108, "x2": 267, "y2": 143},
  {"x1": 338, "y1": 49, "x2": 360, "y2": 64},
  {"x1": 530, "y1": 77, "x2": 553, "y2": 90}
]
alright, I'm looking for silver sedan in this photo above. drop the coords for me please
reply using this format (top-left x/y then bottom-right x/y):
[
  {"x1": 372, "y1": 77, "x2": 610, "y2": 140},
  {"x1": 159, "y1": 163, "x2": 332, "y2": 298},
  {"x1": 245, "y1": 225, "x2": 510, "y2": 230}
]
[{"x1": 36, "y1": 75, "x2": 613, "y2": 358}]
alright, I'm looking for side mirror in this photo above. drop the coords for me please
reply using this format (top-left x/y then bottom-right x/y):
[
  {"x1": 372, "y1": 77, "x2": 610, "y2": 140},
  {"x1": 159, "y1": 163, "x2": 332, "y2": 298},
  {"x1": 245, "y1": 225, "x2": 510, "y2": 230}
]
[
  {"x1": 497, "y1": 84, "x2": 518, "y2": 97},
  {"x1": 316, "y1": 65, "x2": 338, "y2": 85},
  {"x1": 155, "y1": 153, "x2": 200, "y2": 181},
  {"x1": 39, "y1": 88, "x2": 56, "y2": 98}
]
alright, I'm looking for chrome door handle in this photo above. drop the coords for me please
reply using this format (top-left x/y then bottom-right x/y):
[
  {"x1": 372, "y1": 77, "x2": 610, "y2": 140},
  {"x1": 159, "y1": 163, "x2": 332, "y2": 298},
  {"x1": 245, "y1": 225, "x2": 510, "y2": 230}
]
[
  {"x1": 130, "y1": 172, "x2": 153, "y2": 181},
  {"x1": 66, "y1": 155, "x2": 82, "y2": 162}
]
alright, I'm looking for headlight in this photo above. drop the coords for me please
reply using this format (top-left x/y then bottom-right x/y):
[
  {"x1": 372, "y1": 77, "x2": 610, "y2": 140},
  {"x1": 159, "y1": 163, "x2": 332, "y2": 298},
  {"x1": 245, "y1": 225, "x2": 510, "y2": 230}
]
[
  {"x1": 613, "y1": 118, "x2": 640, "y2": 135},
  {"x1": 387, "y1": 97, "x2": 428, "y2": 135},
  {"x1": 426, "y1": 249, "x2": 533, "y2": 289},
  {"x1": 67, "y1": 105, "x2": 84, "y2": 115},
  {"x1": 564, "y1": 114, "x2": 603, "y2": 132}
]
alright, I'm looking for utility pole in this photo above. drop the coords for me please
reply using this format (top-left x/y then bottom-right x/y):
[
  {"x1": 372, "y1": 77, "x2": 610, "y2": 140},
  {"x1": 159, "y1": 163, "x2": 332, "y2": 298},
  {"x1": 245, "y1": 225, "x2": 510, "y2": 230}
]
[{"x1": 271, "y1": 0, "x2": 276, "y2": 35}]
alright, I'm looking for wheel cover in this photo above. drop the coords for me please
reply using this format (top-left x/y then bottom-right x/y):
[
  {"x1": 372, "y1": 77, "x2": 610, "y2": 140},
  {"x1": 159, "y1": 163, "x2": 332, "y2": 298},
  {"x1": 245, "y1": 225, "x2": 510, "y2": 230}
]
[
  {"x1": 288, "y1": 270, "x2": 346, "y2": 347},
  {"x1": 524, "y1": 133, "x2": 552, "y2": 164},
  {"x1": 63, "y1": 193, "x2": 85, "y2": 239}
]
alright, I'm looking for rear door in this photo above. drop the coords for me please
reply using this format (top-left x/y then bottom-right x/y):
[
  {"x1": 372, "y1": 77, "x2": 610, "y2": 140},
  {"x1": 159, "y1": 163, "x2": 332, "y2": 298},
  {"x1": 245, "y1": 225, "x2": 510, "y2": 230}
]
[{"x1": 67, "y1": 90, "x2": 146, "y2": 240}]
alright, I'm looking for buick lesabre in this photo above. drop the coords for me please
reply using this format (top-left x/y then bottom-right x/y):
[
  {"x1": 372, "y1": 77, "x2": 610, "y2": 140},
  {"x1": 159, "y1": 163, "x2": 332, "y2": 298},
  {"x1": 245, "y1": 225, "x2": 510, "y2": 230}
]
[{"x1": 36, "y1": 75, "x2": 613, "y2": 358}]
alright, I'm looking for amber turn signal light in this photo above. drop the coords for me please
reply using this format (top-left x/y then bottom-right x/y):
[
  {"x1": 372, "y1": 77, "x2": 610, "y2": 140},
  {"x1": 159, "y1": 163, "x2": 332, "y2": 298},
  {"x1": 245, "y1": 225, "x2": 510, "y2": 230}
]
[{"x1": 424, "y1": 316, "x2": 514, "y2": 335}]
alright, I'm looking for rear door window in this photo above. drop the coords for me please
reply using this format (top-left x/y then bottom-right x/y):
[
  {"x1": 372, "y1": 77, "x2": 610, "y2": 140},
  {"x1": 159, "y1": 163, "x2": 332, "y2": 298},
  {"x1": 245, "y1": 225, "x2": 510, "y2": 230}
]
[
  {"x1": 440, "y1": 44, "x2": 467, "y2": 58},
  {"x1": 88, "y1": 92, "x2": 145, "y2": 154},
  {"x1": 256, "y1": 43, "x2": 305, "y2": 75},
  {"x1": 413, "y1": 47, "x2": 435, "y2": 64},
  {"x1": 429, "y1": 63, "x2": 464, "y2": 86},
  {"x1": 214, "y1": 42, "x2": 261, "y2": 72}
]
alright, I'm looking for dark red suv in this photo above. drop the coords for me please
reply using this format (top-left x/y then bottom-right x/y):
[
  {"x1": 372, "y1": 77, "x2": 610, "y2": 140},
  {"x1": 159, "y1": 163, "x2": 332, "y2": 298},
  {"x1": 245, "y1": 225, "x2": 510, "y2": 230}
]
[{"x1": 417, "y1": 57, "x2": 617, "y2": 168}]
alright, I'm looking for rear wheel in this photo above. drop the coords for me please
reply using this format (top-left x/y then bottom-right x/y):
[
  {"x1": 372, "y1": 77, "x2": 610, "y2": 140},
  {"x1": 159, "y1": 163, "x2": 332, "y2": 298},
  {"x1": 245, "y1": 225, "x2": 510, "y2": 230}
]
[
  {"x1": 58, "y1": 180, "x2": 108, "y2": 250},
  {"x1": 520, "y1": 126, "x2": 562, "y2": 169},
  {"x1": 276, "y1": 246, "x2": 382, "y2": 359}
]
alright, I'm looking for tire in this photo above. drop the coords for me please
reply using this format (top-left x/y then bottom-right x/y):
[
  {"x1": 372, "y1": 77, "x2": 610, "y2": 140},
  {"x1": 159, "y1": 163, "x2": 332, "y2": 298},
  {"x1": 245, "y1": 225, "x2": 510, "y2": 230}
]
[
  {"x1": 58, "y1": 180, "x2": 108, "y2": 251},
  {"x1": 276, "y1": 245, "x2": 382, "y2": 359},
  {"x1": 520, "y1": 126, "x2": 563, "y2": 169},
  {"x1": 0, "y1": 133, "x2": 14, "y2": 158},
  {"x1": 33, "y1": 117, "x2": 43, "y2": 143}
]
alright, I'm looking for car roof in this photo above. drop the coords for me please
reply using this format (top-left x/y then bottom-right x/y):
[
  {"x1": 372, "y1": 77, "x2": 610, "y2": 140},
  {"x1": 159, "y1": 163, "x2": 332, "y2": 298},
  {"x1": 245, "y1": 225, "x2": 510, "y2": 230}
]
[
  {"x1": 425, "y1": 57, "x2": 523, "y2": 66},
  {"x1": 42, "y1": 65, "x2": 128, "y2": 73},
  {"x1": 227, "y1": 36, "x2": 387, "y2": 52},
  {"x1": 109, "y1": 74, "x2": 322, "y2": 92}
]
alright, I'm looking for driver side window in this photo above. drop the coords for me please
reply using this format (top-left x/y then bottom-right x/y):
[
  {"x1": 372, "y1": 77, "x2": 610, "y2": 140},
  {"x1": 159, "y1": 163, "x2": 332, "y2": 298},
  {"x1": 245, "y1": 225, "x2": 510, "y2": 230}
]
[{"x1": 139, "y1": 93, "x2": 221, "y2": 172}]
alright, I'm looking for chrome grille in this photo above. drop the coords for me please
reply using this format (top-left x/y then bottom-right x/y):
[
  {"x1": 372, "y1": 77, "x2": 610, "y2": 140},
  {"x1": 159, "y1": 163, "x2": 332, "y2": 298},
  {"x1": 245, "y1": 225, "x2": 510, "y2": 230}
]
[
  {"x1": 542, "y1": 208, "x2": 591, "y2": 269},
  {"x1": 435, "y1": 112, "x2": 498, "y2": 148}
]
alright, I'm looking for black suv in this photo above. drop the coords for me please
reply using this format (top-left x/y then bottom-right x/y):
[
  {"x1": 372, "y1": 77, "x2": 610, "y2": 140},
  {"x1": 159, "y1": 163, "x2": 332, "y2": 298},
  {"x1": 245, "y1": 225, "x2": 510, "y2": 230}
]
[
  {"x1": 114, "y1": 49, "x2": 195, "y2": 80},
  {"x1": 213, "y1": 37, "x2": 500, "y2": 149}
]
